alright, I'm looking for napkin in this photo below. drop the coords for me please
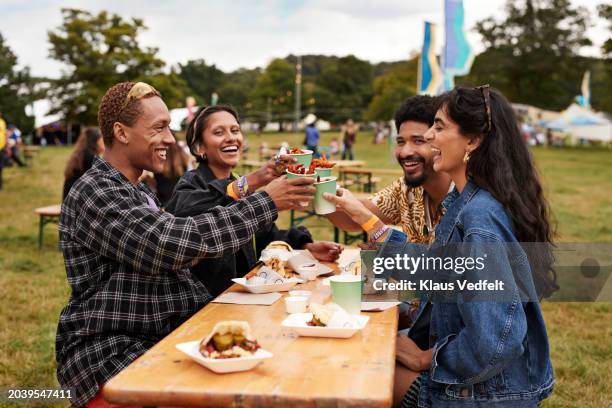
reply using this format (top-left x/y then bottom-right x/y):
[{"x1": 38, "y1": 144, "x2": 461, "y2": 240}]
[
  {"x1": 326, "y1": 303, "x2": 359, "y2": 328},
  {"x1": 212, "y1": 292, "x2": 282, "y2": 305},
  {"x1": 287, "y1": 250, "x2": 333, "y2": 280},
  {"x1": 260, "y1": 248, "x2": 296, "y2": 262}
]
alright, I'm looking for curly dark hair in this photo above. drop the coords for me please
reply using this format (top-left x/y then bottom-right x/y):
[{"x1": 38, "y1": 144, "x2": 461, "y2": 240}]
[
  {"x1": 186, "y1": 104, "x2": 240, "y2": 164},
  {"x1": 435, "y1": 86, "x2": 558, "y2": 298},
  {"x1": 394, "y1": 95, "x2": 437, "y2": 132},
  {"x1": 97, "y1": 82, "x2": 161, "y2": 147}
]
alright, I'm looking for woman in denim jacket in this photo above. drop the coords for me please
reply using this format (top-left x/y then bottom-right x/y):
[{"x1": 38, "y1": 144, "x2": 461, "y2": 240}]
[{"x1": 324, "y1": 86, "x2": 556, "y2": 407}]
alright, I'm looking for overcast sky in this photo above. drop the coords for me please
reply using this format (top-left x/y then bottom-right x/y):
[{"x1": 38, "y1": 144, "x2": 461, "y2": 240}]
[{"x1": 2, "y1": 0, "x2": 608, "y2": 78}]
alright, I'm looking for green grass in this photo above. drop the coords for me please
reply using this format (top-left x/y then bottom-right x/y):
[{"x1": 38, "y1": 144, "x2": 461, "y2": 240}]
[{"x1": 0, "y1": 132, "x2": 611, "y2": 407}]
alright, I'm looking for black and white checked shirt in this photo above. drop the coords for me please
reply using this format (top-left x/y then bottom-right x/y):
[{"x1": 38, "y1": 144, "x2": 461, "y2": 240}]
[{"x1": 56, "y1": 157, "x2": 278, "y2": 406}]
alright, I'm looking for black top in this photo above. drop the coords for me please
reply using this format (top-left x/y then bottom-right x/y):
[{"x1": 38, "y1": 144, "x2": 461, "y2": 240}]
[
  {"x1": 165, "y1": 164, "x2": 313, "y2": 297},
  {"x1": 62, "y1": 151, "x2": 95, "y2": 201},
  {"x1": 154, "y1": 173, "x2": 181, "y2": 207}
]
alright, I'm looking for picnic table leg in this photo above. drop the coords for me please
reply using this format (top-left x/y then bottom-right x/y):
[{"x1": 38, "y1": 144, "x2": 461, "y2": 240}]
[
  {"x1": 290, "y1": 209, "x2": 296, "y2": 228},
  {"x1": 334, "y1": 226, "x2": 339, "y2": 243},
  {"x1": 38, "y1": 215, "x2": 44, "y2": 249}
]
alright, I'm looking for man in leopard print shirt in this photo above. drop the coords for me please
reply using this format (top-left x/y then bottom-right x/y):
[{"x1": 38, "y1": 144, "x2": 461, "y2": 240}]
[{"x1": 328, "y1": 95, "x2": 452, "y2": 244}]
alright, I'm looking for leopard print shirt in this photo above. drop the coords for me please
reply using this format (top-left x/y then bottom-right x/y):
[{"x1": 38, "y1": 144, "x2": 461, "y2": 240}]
[{"x1": 371, "y1": 177, "x2": 444, "y2": 244}]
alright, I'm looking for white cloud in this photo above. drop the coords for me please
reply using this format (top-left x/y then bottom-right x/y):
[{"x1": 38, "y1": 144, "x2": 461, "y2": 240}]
[{"x1": 1, "y1": 0, "x2": 607, "y2": 78}]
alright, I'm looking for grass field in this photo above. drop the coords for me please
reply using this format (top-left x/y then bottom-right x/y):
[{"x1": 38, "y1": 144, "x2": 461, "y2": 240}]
[{"x1": 0, "y1": 131, "x2": 611, "y2": 407}]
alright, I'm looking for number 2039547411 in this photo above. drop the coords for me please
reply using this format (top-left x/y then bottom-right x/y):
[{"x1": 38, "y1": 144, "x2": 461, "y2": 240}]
[{"x1": 3, "y1": 388, "x2": 73, "y2": 402}]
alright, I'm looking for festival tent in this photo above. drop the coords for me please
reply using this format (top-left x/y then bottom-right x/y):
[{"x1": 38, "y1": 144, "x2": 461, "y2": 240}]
[{"x1": 544, "y1": 104, "x2": 611, "y2": 143}]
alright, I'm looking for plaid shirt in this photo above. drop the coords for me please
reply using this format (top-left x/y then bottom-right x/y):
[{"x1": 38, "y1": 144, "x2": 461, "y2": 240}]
[{"x1": 56, "y1": 157, "x2": 277, "y2": 406}]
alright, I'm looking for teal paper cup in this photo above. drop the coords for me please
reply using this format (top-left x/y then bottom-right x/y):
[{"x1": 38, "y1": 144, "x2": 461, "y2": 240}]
[
  {"x1": 288, "y1": 149, "x2": 313, "y2": 168},
  {"x1": 329, "y1": 275, "x2": 362, "y2": 315},
  {"x1": 314, "y1": 176, "x2": 337, "y2": 215},
  {"x1": 286, "y1": 171, "x2": 316, "y2": 206},
  {"x1": 315, "y1": 167, "x2": 333, "y2": 178}
]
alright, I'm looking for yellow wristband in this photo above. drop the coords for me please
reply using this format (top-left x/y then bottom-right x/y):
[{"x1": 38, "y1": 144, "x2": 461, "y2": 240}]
[
  {"x1": 360, "y1": 215, "x2": 380, "y2": 232},
  {"x1": 226, "y1": 182, "x2": 240, "y2": 200}
]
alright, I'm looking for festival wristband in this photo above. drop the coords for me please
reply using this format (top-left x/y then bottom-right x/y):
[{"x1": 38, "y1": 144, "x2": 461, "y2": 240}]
[
  {"x1": 226, "y1": 182, "x2": 240, "y2": 200},
  {"x1": 360, "y1": 215, "x2": 380, "y2": 232},
  {"x1": 371, "y1": 225, "x2": 390, "y2": 242}
]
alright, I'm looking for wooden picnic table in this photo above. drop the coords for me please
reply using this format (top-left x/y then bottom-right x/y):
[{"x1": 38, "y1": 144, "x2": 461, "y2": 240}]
[
  {"x1": 330, "y1": 159, "x2": 366, "y2": 168},
  {"x1": 34, "y1": 204, "x2": 61, "y2": 249},
  {"x1": 339, "y1": 167, "x2": 402, "y2": 193},
  {"x1": 103, "y1": 249, "x2": 399, "y2": 407}
]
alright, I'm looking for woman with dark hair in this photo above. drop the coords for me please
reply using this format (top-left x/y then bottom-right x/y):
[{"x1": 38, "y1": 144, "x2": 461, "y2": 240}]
[
  {"x1": 165, "y1": 105, "x2": 342, "y2": 297},
  {"x1": 62, "y1": 127, "x2": 104, "y2": 200},
  {"x1": 325, "y1": 86, "x2": 556, "y2": 407}
]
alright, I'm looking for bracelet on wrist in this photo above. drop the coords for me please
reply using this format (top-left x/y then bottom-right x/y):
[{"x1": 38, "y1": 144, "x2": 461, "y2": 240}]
[
  {"x1": 370, "y1": 225, "x2": 389, "y2": 242},
  {"x1": 360, "y1": 214, "x2": 380, "y2": 232}
]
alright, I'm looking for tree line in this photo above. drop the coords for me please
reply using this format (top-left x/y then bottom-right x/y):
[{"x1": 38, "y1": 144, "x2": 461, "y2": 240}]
[{"x1": 0, "y1": 0, "x2": 610, "y2": 134}]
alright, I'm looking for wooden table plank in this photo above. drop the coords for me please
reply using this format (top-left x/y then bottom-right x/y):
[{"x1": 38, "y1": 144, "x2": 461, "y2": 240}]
[
  {"x1": 34, "y1": 204, "x2": 62, "y2": 216},
  {"x1": 103, "y1": 249, "x2": 398, "y2": 407}
]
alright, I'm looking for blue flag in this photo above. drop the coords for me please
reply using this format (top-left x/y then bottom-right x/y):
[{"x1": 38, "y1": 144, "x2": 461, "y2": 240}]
[
  {"x1": 418, "y1": 22, "x2": 442, "y2": 95},
  {"x1": 441, "y1": 0, "x2": 474, "y2": 91}
]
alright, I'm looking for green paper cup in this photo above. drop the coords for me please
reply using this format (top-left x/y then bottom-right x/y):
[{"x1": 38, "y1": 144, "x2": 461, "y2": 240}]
[
  {"x1": 286, "y1": 171, "x2": 316, "y2": 207},
  {"x1": 329, "y1": 275, "x2": 362, "y2": 315},
  {"x1": 314, "y1": 176, "x2": 337, "y2": 215},
  {"x1": 315, "y1": 167, "x2": 333, "y2": 178},
  {"x1": 288, "y1": 149, "x2": 313, "y2": 168}
]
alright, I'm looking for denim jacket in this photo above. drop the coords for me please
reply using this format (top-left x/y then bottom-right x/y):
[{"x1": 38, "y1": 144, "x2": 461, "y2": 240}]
[{"x1": 380, "y1": 180, "x2": 554, "y2": 407}]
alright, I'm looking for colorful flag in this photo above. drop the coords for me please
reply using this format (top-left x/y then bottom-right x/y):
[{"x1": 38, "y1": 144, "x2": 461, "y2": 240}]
[
  {"x1": 441, "y1": 0, "x2": 474, "y2": 91},
  {"x1": 417, "y1": 22, "x2": 442, "y2": 95},
  {"x1": 576, "y1": 71, "x2": 591, "y2": 108}
]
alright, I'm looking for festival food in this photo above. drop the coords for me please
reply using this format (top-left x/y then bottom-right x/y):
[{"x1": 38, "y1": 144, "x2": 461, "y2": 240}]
[
  {"x1": 263, "y1": 256, "x2": 288, "y2": 278},
  {"x1": 287, "y1": 163, "x2": 316, "y2": 175},
  {"x1": 307, "y1": 303, "x2": 334, "y2": 327},
  {"x1": 199, "y1": 321, "x2": 261, "y2": 359},
  {"x1": 311, "y1": 154, "x2": 336, "y2": 169},
  {"x1": 266, "y1": 241, "x2": 293, "y2": 252},
  {"x1": 288, "y1": 147, "x2": 305, "y2": 154}
]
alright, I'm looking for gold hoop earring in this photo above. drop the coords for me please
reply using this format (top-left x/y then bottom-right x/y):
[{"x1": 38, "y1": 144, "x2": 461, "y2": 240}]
[{"x1": 463, "y1": 151, "x2": 471, "y2": 163}]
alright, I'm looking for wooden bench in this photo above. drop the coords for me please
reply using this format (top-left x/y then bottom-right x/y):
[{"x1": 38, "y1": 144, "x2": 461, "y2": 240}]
[
  {"x1": 22, "y1": 145, "x2": 41, "y2": 166},
  {"x1": 34, "y1": 204, "x2": 61, "y2": 249}
]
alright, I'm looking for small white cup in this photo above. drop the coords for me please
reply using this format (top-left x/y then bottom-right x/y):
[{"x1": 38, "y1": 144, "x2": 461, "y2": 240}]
[{"x1": 285, "y1": 296, "x2": 308, "y2": 314}]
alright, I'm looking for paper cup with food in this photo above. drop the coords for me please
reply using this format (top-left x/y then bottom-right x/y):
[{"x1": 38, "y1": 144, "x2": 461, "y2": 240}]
[
  {"x1": 287, "y1": 147, "x2": 313, "y2": 168},
  {"x1": 286, "y1": 164, "x2": 317, "y2": 206},
  {"x1": 175, "y1": 321, "x2": 272, "y2": 373},
  {"x1": 311, "y1": 155, "x2": 335, "y2": 178},
  {"x1": 314, "y1": 176, "x2": 337, "y2": 215}
]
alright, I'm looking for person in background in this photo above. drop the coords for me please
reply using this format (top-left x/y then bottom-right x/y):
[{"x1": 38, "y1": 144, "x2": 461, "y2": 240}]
[
  {"x1": 304, "y1": 116, "x2": 320, "y2": 157},
  {"x1": 0, "y1": 111, "x2": 6, "y2": 191},
  {"x1": 62, "y1": 127, "x2": 105, "y2": 201},
  {"x1": 6, "y1": 125, "x2": 26, "y2": 167},
  {"x1": 165, "y1": 105, "x2": 342, "y2": 297},
  {"x1": 341, "y1": 118, "x2": 358, "y2": 160},
  {"x1": 329, "y1": 137, "x2": 340, "y2": 158}
]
